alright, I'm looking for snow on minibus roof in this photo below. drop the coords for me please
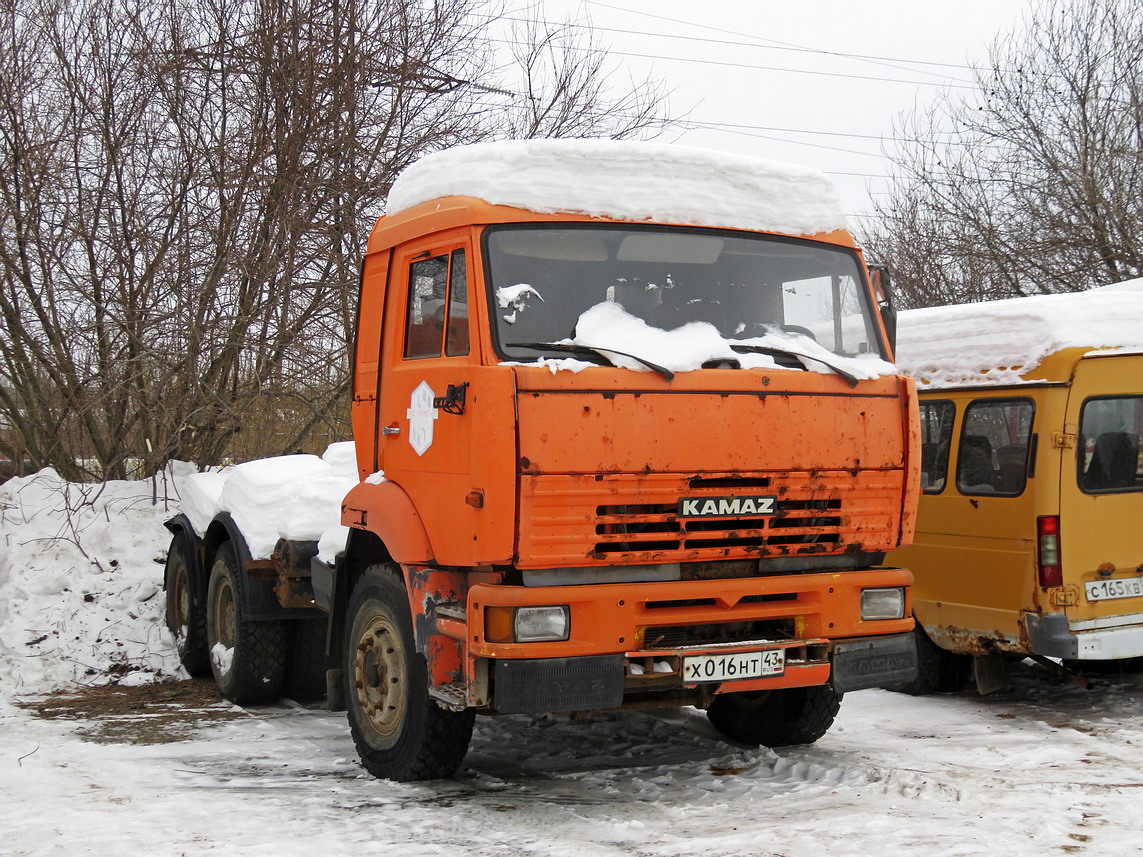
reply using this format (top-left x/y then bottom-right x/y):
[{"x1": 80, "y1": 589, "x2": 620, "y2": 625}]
[
  {"x1": 895, "y1": 280, "x2": 1143, "y2": 389},
  {"x1": 384, "y1": 139, "x2": 848, "y2": 237}
]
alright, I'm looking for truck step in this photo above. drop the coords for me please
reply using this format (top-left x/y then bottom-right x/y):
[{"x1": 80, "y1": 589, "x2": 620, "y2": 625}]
[
  {"x1": 434, "y1": 602, "x2": 466, "y2": 622},
  {"x1": 429, "y1": 682, "x2": 468, "y2": 711}
]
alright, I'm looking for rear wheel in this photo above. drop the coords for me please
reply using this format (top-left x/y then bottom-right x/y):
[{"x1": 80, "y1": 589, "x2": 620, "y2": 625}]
[
  {"x1": 889, "y1": 622, "x2": 972, "y2": 696},
  {"x1": 164, "y1": 530, "x2": 210, "y2": 677},
  {"x1": 707, "y1": 685, "x2": 841, "y2": 747},
  {"x1": 205, "y1": 542, "x2": 287, "y2": 704},
  {"x1": 344, "y1": 565, "x2": 474, "y2": 781}
]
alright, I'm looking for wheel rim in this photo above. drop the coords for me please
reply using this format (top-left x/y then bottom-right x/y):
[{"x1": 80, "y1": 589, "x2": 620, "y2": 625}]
[
  {"x1": 172, "y1": 565, "x2": 191, "y2": 642},
  {"x1": 212, "y1": 573, "x2": 237, "y2": 669},
  {"x1": 352, "y1": 611, "x2": 406, "y2": 740}
]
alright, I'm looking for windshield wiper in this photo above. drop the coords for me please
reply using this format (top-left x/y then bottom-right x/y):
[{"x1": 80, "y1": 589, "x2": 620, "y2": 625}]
[
  {"x1": 730, "y1": 344, "x2": 858, "y2": 388},
  {"x1": 507, "y1": 341, "x2": 675, "y2": 381}
]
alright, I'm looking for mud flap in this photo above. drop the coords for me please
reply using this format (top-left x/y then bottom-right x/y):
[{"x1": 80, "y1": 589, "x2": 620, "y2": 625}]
[
  {"x1": 972, "y1": 651, "x2": 1010, "y2": 695},
  {"x1": 492, "y1": 655, "x2": 625, "y2": 714},
  {"x1": 831, "y1": 633, "x2": 918, "y2": 693}
]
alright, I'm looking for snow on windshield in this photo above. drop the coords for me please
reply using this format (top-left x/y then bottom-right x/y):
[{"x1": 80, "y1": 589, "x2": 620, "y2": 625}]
[
  {"x1": 896, "y1": 282, "x2": 1143, "y2": 388},
  {"x1": 387, "y1": 139, "x2": 847, "y2": 237},
  {"x1": 515, "y1": 300, "x2": 894, "y2": 381},
  {"x1": 496, "y1": 283, "x2": 544, "y2": 325}
]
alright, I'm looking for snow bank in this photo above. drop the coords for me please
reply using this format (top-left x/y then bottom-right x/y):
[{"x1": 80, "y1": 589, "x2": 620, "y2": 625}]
[
  {"x1": 0, "y1": 468, "x2": 185, "y2": 693},
  {"x1": 0, "y1": 443, "x2": 361, "y2": 696},
  {"x1": 896, "y1": 283, "x2": 1143, "y2": 389},
  {"x1": 386, "y1": 139, "x2": 848, "y2": 237}
]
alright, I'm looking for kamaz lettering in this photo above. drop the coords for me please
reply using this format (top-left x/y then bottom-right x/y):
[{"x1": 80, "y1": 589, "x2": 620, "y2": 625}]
[{"x1": 677, "y1": 496, "x2": 778, "y2": 518}]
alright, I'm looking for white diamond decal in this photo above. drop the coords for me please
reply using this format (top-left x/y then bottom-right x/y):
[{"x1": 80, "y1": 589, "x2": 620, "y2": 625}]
[{"x1": 406, "y1": 381, "x2": 438, "y2": 456}]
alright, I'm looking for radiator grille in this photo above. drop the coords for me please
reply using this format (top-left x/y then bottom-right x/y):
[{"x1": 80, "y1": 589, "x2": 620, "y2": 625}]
[{"x1": 516, "y1": 471, "x2": 902, "y2": 567}]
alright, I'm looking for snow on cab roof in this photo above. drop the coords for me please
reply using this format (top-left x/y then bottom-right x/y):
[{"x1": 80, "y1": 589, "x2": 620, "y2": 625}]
[
  {"x1": 385, "y1": 139, "x2": 848, "y2": 237},
  {"x1": 895, "y1": 279, "x2": 1143, "y2": 389}
]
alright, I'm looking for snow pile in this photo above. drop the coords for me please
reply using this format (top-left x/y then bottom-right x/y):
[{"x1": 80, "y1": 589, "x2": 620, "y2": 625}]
[
  {"x1": 0, "y1": 468, "x2": 188, "y2": 693},
  {"x1": 0, "y1": 443, "x2": 360, "y2": 696},
  {"x1": 181, "y1": 441, "x2": 360, "y2": 560},
  {"x1": 896, "y1": 283, "x2": 1143, "y2": 388},
  {"x1": 519, "y1": 301, "x2": 896, "y2": 381},
  {"x1": 386, "y1": 139, "x2": 848, "y2": 238}
]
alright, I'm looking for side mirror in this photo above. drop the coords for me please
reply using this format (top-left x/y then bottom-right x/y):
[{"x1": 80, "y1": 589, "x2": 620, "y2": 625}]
[
  {"x1": 880, "y1": 304, "x2": 898, "y2": 355},
  {"x1": 867, "y1": 264, "x2": 896, "y2": 354}
]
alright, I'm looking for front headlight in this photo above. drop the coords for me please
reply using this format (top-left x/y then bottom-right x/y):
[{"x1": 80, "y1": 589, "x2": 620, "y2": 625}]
[
  {"x1": 860, "y1": 587, "x2": 905, "y2": 620},
  {"x1": 514, "y1": 606, "x2": 570, "y2": 642}
]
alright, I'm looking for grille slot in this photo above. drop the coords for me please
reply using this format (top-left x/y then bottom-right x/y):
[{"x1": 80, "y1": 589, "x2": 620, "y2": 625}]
[
  {"x1": 643, "y1": 619, "x2": 797, "y2": 649},
  {"x1": 688, "y1": 476, "x2": 772, "y2": 489}
]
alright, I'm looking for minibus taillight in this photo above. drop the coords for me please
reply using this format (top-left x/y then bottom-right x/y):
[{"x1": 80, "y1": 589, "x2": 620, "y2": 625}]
[{"x1": 1037, "y1": 515, "x2": 1062, "y2": 588}]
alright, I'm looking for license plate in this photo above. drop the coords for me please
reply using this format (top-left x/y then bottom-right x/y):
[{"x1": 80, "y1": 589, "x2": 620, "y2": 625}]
[
  {"x1": 683, "y1": 649, "x2": 785, "y2": 683},
  {"x1": 1085, "y1": 577, "x2": 1143, "y2": 602}
]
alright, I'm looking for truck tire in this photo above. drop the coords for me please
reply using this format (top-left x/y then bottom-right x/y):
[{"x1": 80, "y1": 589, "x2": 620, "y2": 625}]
[
  {"x1": 707, "y1": 685, "x2": 841, "y2": 747},
  {"x1": 344, "y1": 565, "x2": 475, "y2": 781},
  {"x1": 205, "y1": 541, "x2": 287, "y2": 704},
  {"x1": 164, "y1": 530, "x2": 210, "y2": 677},
  {"x1": 889, "y1": 623, "x2": 971, "y2": 696}
]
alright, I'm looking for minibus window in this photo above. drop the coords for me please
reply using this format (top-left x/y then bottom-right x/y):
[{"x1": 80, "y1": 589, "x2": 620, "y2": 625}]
[
  {"x1": 956, "y1": 398, "x2": 1035, "y2": 497},
  {"x1": 919, "y1": 400, "x2": 955, "y2": 493},
  {"x1": 1078, "y1": 396, "x2": 1143, "y2": 493}
]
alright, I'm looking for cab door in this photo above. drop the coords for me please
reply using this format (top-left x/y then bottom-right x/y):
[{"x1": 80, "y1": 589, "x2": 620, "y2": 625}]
[
  {"x1": 1060, "y1": 353, "x2": 1143, "y2": 634},
  {"x1": 378, "y1": 233, "x2": 480, "y2": 565}
]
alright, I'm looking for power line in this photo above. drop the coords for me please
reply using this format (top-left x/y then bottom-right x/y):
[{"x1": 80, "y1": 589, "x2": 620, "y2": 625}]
[
  {"x1": 490, "y1": 34, "x2": 977, "y2": 90},
  {"x1": 582, "y1": 0, "x2": 981, "y2": 84},
  {"x1": 501, "y1": 9, "x2": 978, "y2": 80}
]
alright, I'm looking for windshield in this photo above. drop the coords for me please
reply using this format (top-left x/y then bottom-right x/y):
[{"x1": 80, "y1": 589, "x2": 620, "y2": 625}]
[{"x1": 484, "y1": 225, "x2": 885, "y2": 364}]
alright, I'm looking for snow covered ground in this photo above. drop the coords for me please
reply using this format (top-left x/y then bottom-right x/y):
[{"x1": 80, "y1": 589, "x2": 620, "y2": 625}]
[{"x1": 3, "y1": 470, "x2": 1143, "y2": 856}]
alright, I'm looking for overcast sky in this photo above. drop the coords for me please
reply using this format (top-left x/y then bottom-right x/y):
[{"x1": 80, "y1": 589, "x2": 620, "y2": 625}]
[{"x1": 528, "y1": 0, "x2": 1038, "y2": 223}]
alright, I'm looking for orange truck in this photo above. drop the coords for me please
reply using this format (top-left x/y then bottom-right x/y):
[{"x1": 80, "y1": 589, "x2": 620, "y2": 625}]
[{"x1": 163, "y1": 140, "x2": 920, "y2": 781}]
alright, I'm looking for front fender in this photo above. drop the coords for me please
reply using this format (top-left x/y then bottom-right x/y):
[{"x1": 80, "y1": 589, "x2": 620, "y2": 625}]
[{"x1": 341, "y1": 479, "x2": 434, "y2": 565}]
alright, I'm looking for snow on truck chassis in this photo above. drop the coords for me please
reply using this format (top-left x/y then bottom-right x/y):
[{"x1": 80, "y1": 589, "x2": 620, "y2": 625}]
[{"x1": 163, "y1": 140, "x2": 920, "y2": 781}]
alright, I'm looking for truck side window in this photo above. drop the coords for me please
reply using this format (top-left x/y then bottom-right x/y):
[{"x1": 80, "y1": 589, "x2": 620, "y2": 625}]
[
  {"x1": 956, "y1": 398, "x2": 1034, "y2": 497},
  {"x1": 404, "y1": 249, "x2": 468, "y2": 359},
  {"x1": 1078, "y1": 396, "x2": 1143, "y2": 492},
  {"x1": 919, "y1": 400, "x2": 954, "y2": 493},
  {"x1": 445, "y1": 250, "x2": 469, "y2": 356}
]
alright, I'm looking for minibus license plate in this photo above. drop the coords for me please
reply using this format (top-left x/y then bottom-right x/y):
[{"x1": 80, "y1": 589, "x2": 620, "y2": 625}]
[
  {"x1": 1085, "y1": 578, "x2": 1143, "y2": 602},
  {"x1": 683, "y1": 649, "x2": 784, "y2": 683}
]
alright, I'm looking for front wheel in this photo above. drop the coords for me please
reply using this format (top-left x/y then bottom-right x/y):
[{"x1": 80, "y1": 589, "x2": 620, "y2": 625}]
[
  {"x1": 707, "y1": 685, "x2": 841, "y2": 747},
  {"x1": 344, "y1": 565, "x2": 474, "y2": 781},
  {"x1": 205, "y1": 541, "x2": 287, "y2": 704}
]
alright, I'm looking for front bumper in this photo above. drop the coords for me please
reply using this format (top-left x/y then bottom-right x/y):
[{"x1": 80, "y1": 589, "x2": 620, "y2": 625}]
[{"x1": 487, "y1": 630, "x2": 918, "y2": 714}]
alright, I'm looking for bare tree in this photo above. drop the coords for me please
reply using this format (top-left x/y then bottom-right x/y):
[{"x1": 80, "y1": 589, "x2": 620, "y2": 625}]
[
  {"x1": 494, "y1": 9, "x2": 672, "y2": 140},
  {"x1": 0, "y1": 0, "x2": 674, "y2": 480},
  {"x1": 864, "y1": 0, "x2": 1143, "y2": 308}
]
